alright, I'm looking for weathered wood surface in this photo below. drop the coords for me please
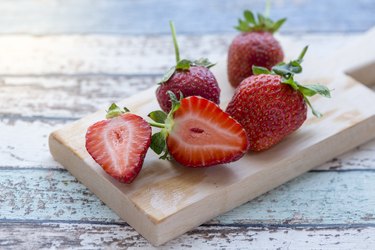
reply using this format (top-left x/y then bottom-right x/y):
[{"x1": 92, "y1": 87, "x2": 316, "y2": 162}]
[
  {"x1": 1, "y1": 118, "x2": 375, "y2": 171},
  {"x1": 1, "y1": 169, "x2": 375, "y2": 225},
  {"x1": 0, "y1": 34, "x2": 356, "y2": 75},
  {"x1": 0, "y1": 75, "x2": 158, "y2": 117},
  {"x1": 49, "y1": 28, "x2": 375, "y2": 244},
  {"x1": 0, "y1": 0, "x2": 374, "y2": 35},
  {"x1": 0, "y1": 223, "x2": 374, "y2": 249},
  {"x1": 1, "y1": 33, "x2": 374, "y2": 248}
]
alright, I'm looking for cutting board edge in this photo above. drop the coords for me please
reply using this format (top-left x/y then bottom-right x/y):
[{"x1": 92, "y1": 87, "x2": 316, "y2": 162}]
[
  {"x1": 49, "y1": 111, "x2": 375, "y2": 246},
  {"x1": 151, "y1": 113, "x2": 375, "y2": 245},
  {"x1": 48, "y1": 132, "x2": 162, "y2": 245}
]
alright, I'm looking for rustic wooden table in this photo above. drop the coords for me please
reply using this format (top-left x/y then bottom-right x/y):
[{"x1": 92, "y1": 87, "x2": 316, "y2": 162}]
[{"x1": 1, "y1": 1, "x2": 375, "y2": 249}]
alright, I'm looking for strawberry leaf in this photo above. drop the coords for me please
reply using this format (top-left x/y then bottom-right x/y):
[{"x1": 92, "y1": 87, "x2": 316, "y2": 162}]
[
  {"x1": 304, "y1": 97, "x2": 322, "y2": 118},
  {"x1": 150, "y1": 131, "x2": 166, "y2": 155},
  {"x1": 176, "y1": 59, "x2": 192, "y2": 70},
  {"x1": 272, "y1": 18, "x2": 287, "y2": 32},
  {"x1": 257, "y1": 13, "x2": 266, "y2": 27},
  {"x1": 159, "y1": 66, "x2": 176, "y2": 84},
  {"x1": 299, "y1": 84, "x2": 331, "y2": 98},
  {"x1": 272, "y1": 61, "x2": 302, "y2": 76},
  {"x1": 149, "y1": 92, "x2": 185, "y2": 161},
  {"x1": 167, "y1": 91, "x2": 182, "y2": 114},
  {"x1": 193, "y1": 58, "x2": 216, "y2": 68},
  {"x1": 235, "y1": 9, "x2": 286, "y2": 33},
  {"x1": 281, "y1": 77, "x2": 299, "y2": 91},
  {"x1": 148, "y1": 110, "x2": 167, "y2": 123},
  {"x1": 244, "y1": 10, "x2": 255, "y2": 24},
  {"x1": 254, "y1": 46, "x2": 331, "y2": 117},
  {"x1": 106, "y1": 103, "x2": 129, "y2": 119},
  {"x1": 252, "y1": 66, "x2": 271, "y2": 75}
]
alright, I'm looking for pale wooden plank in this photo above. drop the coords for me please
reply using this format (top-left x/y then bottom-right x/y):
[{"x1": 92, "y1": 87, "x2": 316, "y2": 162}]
[
  {"x1": 2, "y1": 74, "x2": 373, "y2": 119},
  {"x1": 0, "y1": 75, "x2": 373, "y2": 119},
  {"x1": 0, "y1": 0, "x2": 373, "y2": 34},
  {"x1": 1, "y1": 118, "x2": 374, "y2": 170},
  {"x1": 1, "y1": 169, "x2": 374, "y2": 225},
  {"x1": 0, "y1": 119, "x2": 66, "y2": 168},
  {"x1": 0, "y1": 222, "x2": 374, "y2": 249},
  {"x1": 0, "y1": 75, "x2": 157, "y2": 117},
  {"x1": 0, "y1": 34, "x2": 357, "y2": 75}
]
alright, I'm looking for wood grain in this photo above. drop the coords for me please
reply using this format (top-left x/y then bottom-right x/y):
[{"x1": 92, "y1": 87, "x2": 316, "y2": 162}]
[
  {"x1": 1, "y1": 32, "x2": 374, "y2": 248},
  {"x1": 0, "y1": 34, "x2": 356, "y2": 75},
  {"x1": 0, "y1": 0, "x2": 373, "y2": 35},
  {"x1": 0, "y1": 223, "x2": 374, "y2": 249},
  {"x1": 1, "y1": 169, "x2": 375, "y2": 225},
  {"x1": 0, "y1": 75, "x2": 157, "y2": 117},
  {"x1": 1, "y1": 117, "x2": 375, "y2": 170},
  {"x1": 49, "y1": 29, "x2": 375, "y2": 245}
]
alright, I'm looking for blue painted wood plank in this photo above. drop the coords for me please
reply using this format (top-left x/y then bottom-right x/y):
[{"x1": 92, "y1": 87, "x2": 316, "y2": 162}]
[
  {"x1": 0, "y1": 0, "x2": 374, "y2": 35},
  {"x1": 1, "y1": 223, "x2": 375, "y2": 249},
  {"x1": 0, "y1": 169, "x2": 374, "y2": 225}
]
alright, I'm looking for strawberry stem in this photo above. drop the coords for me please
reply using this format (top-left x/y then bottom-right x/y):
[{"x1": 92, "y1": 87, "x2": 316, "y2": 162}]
[
  {"x1": 297, "y1": 45, "x2": 308, "y2": 63},
  {"x1": 148, "y1": 121, "x2": 166, "y2": 128},
  {"x1": 252, "y1": 46, "x2": 331, "y2": 117},
  {"x1": 264, "y1": 0, "x2": 271, "y2": 18},
  {"x1": 169, "y1": 21, "x2": 180, "y2": 63}
]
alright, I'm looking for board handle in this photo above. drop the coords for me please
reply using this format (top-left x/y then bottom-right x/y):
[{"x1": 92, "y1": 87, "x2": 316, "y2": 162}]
[{"x1": 334, "y1": 27, "x2": 375, "y2": 87}]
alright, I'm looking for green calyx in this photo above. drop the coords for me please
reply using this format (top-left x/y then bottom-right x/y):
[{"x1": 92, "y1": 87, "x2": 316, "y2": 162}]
[
  {"x1": 148, "y1": 91, "x2": 183, "y2": 159},
  {"x1": 159, "y1": 21, "x2": 215, "y2": 84},
  {"x1": 105, "y1": 103, "x2": 130, "y2": 119},
  {"x1": 252, "y1": 46, "x2": 331, "y2": 118},
  {"x1": 235, "y1": 9, "x2": 286, "y2": 33}
]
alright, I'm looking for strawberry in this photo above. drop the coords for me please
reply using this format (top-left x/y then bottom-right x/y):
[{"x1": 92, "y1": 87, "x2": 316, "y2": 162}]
[
  {"x1": 148, "y1": 93, "x2": 249, "y2": 167},
  {"x1": 85, "y1": 104, "x2": 151, "y2": 183},
  {"x1": 226, "y1": 47, "x2": 331, "y2": 151},
  {"x1": 227, "y1": 10, "x2": 285, "y2": 87},
  {"x1": 156, "y1": 21, "x2": 220, "y2": 113}
]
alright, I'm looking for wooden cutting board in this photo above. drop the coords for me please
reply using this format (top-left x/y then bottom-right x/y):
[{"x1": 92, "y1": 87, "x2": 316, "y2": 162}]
[{"x1": 49, "y1": 28, "x2": 375, "y2": 246}]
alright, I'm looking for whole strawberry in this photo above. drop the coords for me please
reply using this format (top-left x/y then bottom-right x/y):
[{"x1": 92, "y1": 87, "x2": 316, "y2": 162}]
[
  {"x1": 86, "y1": 104, "x2": 151, "y2": 183},
  {"x1": 156, "y1": 21, "x2": 220, "y2": 113},
  {"x1": 226, "y1": 47, "x2": 331, "y2": 151},
  {"x1": 228, "y1": 10, "x2": 286, "y2": 87},
  {"x1": 148, "y1": 92, "x2": 249, "y2": 167}
]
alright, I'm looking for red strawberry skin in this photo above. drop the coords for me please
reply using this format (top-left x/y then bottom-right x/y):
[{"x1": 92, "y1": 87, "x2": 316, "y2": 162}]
[
  {"x1": 85, "y1": 113, "x2": 151, "y2": 183},
  {"x1": 227, "y1": 32, "x2": 284, "y2": 88},
  {"x1": 167, "y1": 96, "x2": 249, "y2": 167},
  {"x1": 156, "y1": 66, "x2": 220, "y2": 113},
  {"x1": 226, "y1": 74, "x2": 307, "y2": 151}
]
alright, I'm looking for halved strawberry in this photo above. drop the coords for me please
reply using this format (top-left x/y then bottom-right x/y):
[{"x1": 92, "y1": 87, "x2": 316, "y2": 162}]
[
  {"x1": 85, "y1": 104, "x2": 151, "y2": 183},
  {"x1": 149, "y1": 93, "x2": 249, "y2": 167}
]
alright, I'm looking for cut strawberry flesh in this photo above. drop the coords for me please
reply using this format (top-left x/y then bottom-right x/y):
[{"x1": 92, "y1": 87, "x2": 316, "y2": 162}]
[
  {"x1": 85, "y1": 113, "x2": 151, "y2": 183},
  {"x1": 167, "y1": 96, "x2": 249, "y2": 167}
]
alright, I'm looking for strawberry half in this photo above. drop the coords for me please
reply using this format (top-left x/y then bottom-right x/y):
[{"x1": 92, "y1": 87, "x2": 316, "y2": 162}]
[
  {"x1": 148, "y1": 93, "x2": 249, "y2": 167},
  {"x1": 85, "y1": 104, "x2": 151, "y2": 183}
]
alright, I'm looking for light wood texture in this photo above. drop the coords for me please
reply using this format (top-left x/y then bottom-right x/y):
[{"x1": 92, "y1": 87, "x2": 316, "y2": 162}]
[
  {"x1": 49, "y1": 29, "x2": 375, "y2": 245},
  {"x1": 0, "y1": 34, "x2": 355, "y2": 75},
  {"x1": 3, "y1": 117, "x2": 375, "y2": 170},
  {"x1": 1, "y1": 169, "x2": 375, "y2": 224},
  {"x1": 0, "y1": 33, "x2": 373, "y2": 248},
  {"x1": 1, "y1": 223, "x2": 374, "y2": 249},
  {"x1": 0, "y1": 1, "x2": 373, "y2": 246}
]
